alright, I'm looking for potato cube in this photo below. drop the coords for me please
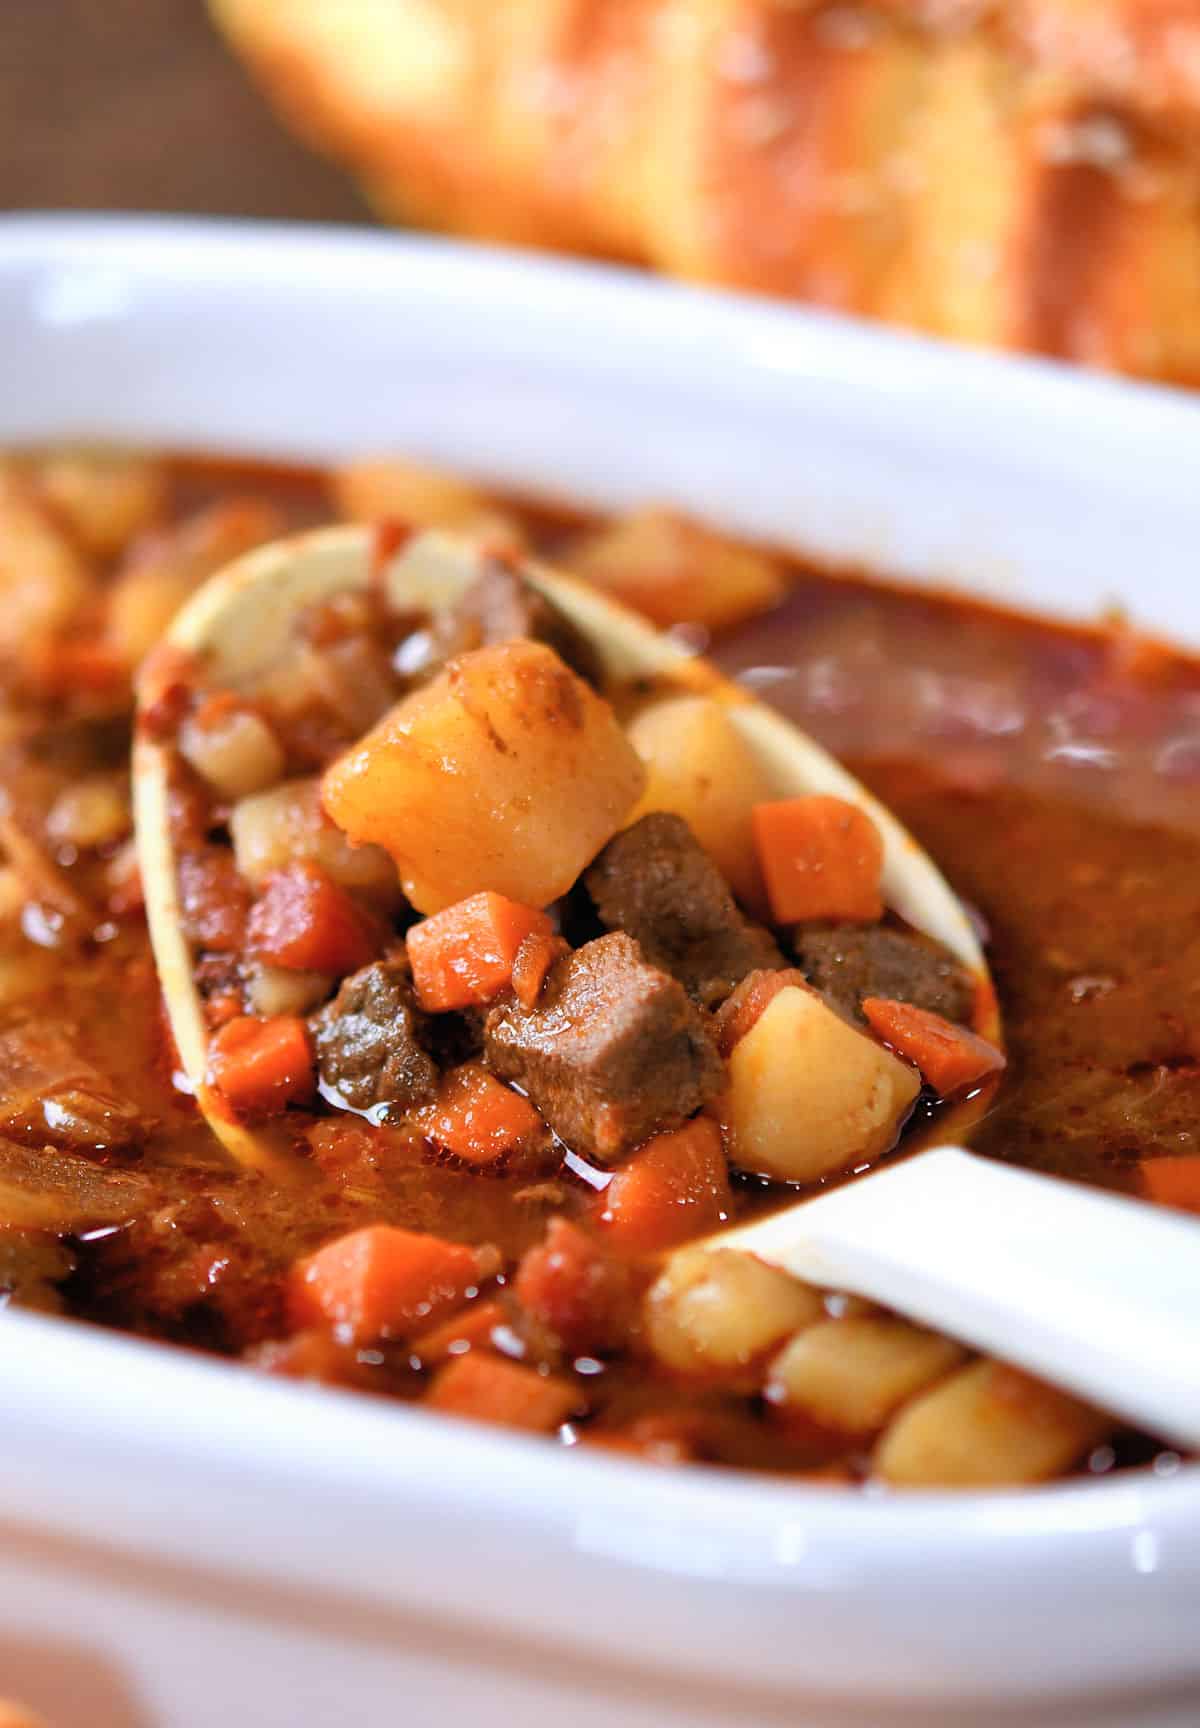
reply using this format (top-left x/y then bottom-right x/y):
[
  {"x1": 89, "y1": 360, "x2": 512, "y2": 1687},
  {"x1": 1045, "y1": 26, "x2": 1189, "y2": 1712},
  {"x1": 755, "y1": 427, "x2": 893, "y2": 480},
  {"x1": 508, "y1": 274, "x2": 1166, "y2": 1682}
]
[
  {"x1": 646, "y1": 1246, "x2": 823, "y2": 1375},
  {"x1": 0, "y1": 480, "x2": 91, "y2": 659},
  {"x1": 321, "y1": 641, "x2": 645, "y2": 913},
  {"x1": 721, "y1": 985, "x2": 920, "y2": 1180},
  {"x1": 566, "y1": 509, "x2": 785, "y2": 633},
  {"x1": 330, "y1": 456, "x2": 524, "y2": 549},
  {"x1": 626, "y1": 696, "x2": 774, "y2": 911},
  {"x1": 27, "y1": 450, "x2": 167, "y2": 557},
  {"x1": 874, "y1": 1359, "x2": 1112, "y2": 1488},
  {"x1": 230, "y1": 776, "x2": 400, "y2": 903},
  {"x1": 766, "y1": 1316, "x2": 965, "y2": 1434}
]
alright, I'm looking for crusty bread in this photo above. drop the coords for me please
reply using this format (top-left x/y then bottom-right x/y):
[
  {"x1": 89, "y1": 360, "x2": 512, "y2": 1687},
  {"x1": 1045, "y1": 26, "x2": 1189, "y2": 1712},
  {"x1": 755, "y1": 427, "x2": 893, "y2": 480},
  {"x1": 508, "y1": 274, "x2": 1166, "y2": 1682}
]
[{"x1": 210, "y1": 0, "x2": 1200, "y2": 383}]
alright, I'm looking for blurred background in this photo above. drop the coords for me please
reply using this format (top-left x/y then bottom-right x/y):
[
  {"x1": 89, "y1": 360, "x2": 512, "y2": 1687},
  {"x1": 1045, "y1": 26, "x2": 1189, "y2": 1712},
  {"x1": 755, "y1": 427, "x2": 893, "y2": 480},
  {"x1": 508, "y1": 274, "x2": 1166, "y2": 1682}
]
[
  {"x1": 3, "y1": 0, "x2": 1198, "y2": 388},
  {"x1": 0, "y1": 0, "x2": 366, "y2": 222}
]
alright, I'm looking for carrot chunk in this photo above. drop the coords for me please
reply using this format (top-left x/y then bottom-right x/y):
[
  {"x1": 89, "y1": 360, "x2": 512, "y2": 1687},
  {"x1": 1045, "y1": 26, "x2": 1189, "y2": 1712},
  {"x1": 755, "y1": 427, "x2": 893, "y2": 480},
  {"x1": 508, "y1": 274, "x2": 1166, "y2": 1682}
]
[
  {"x1": 289, "y1": 1224, "x2": 480, "y2": 1343},
  {"x1": 752, "y1": 796, "x2": 884, "y2": 924},
  {"x1": 408, "y1": 1299, "x2": 508, "y2": 1368},
  {"x1": 207, "y1": 1014, "x2": 315, "y2": 1117},
  {"x1": 415, "y1": 1063, "x2": 545, "y2": 1166},
  {"x1": 407, "y1": 891, "x2": 554, "y2": 1011},
  {"x1": 862, "y1": 997, "x2": 1005, "y2": 1097},
  {"x1": 247, "y1": 861, "x2": 379, "y2": 974},
  {"x1": 426, "y1": 1351, "x2": 580, "y2": 1431},
  {"x1": 513, "y1": 1218, "x2": 633, "y2": 1354},
  {"x1": 597, "y1": 1119, "x2": 732, "y2": 1253},
  {"x1": 511, "y1": 928, "x2": 569, "y2": 1011},
  {"x1": 1141, "y1": 1156, "x2": 1200, "y2": 1215}
]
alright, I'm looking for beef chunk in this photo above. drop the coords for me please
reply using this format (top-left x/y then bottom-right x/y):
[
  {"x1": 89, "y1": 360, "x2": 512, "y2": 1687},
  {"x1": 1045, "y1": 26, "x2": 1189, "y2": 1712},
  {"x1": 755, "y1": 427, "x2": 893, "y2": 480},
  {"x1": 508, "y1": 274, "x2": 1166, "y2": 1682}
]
[
  {"x1": 794, "y1": 923, "x2": 974, "y2": 1025},
  {"x1": 435, "y1": 559, "x2": 601, "y2": 685},
  {"x1": 311, "y1": 960, "x2": 438, "y2": 1115},
  {"x1": 585, "y1": 813, "x2": 783, "y2": 1006},
  {"x1": 484, "y1": 932, "x2": 723, "y2": 1161}
]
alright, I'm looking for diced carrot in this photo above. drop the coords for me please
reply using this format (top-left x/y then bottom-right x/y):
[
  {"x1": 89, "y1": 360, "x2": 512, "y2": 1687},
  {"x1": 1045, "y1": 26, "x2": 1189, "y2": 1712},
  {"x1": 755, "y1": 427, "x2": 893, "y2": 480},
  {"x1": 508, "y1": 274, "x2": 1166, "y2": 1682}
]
[
  {"x1": 426, "y1": 1351, "x2": 581, "y2": 1431},
  {"x1": 415, "y1": 1063, "x2": 545, "y2": 1166},
  {"x1": 1141, "y1": 1156, "x2": 1200, "y2": 1215},
  {"x1": 861, "y1": 997, "x2": 1005, "y2": 1097},
  {"x1": 408, "y1": 1298, "x2": 507, "y2": 1368},
  {"x1": 247, "y1": 861, "x2": 380, "y2": 974},
  {"x1": 712, "y1": 967, "x2": 811, "y2": 1056},
  {"x1": 511, "y1": 928, "x2": 569, "y2": 1011},
  {"x1": 597, "y1": 1119, "x2": 733, "y2": 1253},
  {"x1": 513, "y1": 1218, "x2": 633, "y2": 1355},
  {"x1": 204, "y1": 992, "x2": 244, "y2": 1030},
  {"x1": 407, "y1": 891, "x2": 554, "y2": 1011},
  {"x1": 752, "y1": 795, "x2": 884, "y2": 924},
  {"x1": 289, "y1": 1223, "x2": 480, "y2": 1343},
  {"x1": 207, "y1": 1014, "x2": 315, "y2": 1117}
]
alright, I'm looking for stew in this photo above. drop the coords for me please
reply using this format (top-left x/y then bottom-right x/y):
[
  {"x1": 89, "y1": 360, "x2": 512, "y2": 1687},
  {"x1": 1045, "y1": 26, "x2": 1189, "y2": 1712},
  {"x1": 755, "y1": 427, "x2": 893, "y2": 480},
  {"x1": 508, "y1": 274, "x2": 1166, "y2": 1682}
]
[{"x1": 0, "y1": 448, "x2": 1194, "y2": 1490}]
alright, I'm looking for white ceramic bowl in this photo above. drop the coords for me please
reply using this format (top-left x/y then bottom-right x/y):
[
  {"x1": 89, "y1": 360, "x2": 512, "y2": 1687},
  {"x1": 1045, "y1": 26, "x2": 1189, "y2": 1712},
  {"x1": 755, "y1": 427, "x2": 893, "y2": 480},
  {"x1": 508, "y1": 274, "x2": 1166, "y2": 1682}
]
[{"x1": 1, "y1": 214, "x2": 1198, "y2": 1728}]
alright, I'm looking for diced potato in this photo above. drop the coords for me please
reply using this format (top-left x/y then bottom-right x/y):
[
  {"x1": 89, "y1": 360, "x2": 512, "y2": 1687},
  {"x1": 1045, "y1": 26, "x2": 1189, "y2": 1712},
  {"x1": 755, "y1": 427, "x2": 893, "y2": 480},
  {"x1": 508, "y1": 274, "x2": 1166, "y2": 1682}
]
[
  {"x1": 331, "y1": 455, "x2": 524, "y2": 548},
  {"x1": 0, "y1": 479, "x2": 92, "y2": 659},
  {"x1": 566, "y1": 509, "x2": 785, "y2": 633},
  {"x1": 626, "y1": 696, "x2": 774, "y2": 911},
  {"x1": 645, "y1": 1246, "x2": 823, "y2": 1375},
  {"x1": 180, "y1": 705, "x2": 287, "y2": 799},
  {"x1": 26, "y1": 449, "x2": 167, "y2": 557},
  {"x1": 874, "y1": 1359, "x2": 1112, "y2": 1488},
  {"x1": 245, "y1": 962, "x2": 334, "y2": 1017},
  {"x1": 106, "y1": 499, "x2": 281, "y2": 667},
  {"x1": 322, "y1": 641, "x2": 645, "y2": 914},
  {"x1": 230, "y1": 776, "x2": 401, "y2": 903},
  {"x1": 721, "y1": 985, "x2": 920, "y2": 1181},
  {"x1": 45, "y1": 773, "x2": 131, "y2": 851},
  {"x1": 766, "y1": 1316, "x2": 965, "y2": 1434}
]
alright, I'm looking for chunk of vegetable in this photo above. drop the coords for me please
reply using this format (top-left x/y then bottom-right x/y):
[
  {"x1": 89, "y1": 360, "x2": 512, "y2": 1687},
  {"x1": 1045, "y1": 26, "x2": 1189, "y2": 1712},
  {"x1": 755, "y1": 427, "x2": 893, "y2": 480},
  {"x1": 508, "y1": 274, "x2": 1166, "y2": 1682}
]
[
  {"x1": 321, "y1": 640, "x2": 645, "y2": 913},
  {"x1": 408, "y1": 1299, "x2": 507, "y2": 1368},
  {"x1": 247, "y1": 862, "x2": 380, "y2": 975},
  {"x1": 874, "y1": 1360, "x2": 1111, "y2": 1487},
  {"x1": 1141, "y1": 1155, "x2": 1200, "y2": 1214},
  {"x1": 626, "y1": 696, "x2": 775, "y2": 911},
  {"x1": 645, "y1": 1247, "x2": 822, "y2": 1375},
  {"x1": 0, "y1": 478, "x2": 91, "y2": 660},
  {"x1": 244, "y1": 963, "x2": 333, "y2": 1018},
  {"x1": 766, "y1": 1317, "x2": 965, "y2": 1434},
  {"x1": 331, "y1": 456, "x2": 509, "y2": 534},
  {"x1": 513, "y1": 1218, "x2": 632, "y2": 1355},
  {"x1": 179, "y1": 700, "x2": 286, "y2": 799},
  {"x1": 230, "y1": 776, "x2": 400, "y2": 901},
  {"x1": 415, "y1": 1064, "x2": 545, "y2": 1166},
  {"x1": 752, "y1": 795, "x2": 884, "y2": 924},
  {"x1": 861, "y1": 997, "x2": 1003, "y2": 1096},
  {"x1": 45, "y1": 772, "x2": 131, "y2": 851},
  {"x1": 721, "y1": 985, "x2": 920, "y2": 1181},
  {"x1": 597, "y1": 1118, "x2": 732, "y2": 1252},
  {"x1": 407, "y1": 891, "x2": 553, "y2": 1011},
  {"x1": 566, "y1": 509, "x2": 785, "y2": 633},
  {"x1": 426, "y1": 1351, "x2": 580, "y2": 1431},
  {"x1": 712, "y1": 966, "x2": 811, "y2": 1055},
  {"x1": 510, "y1": 928, "x2": 568, "y2": 1010},
  {"x1": 207, "y1": 1014, "x2": 315, "y2": 1117},
  {"x1": 26, "y1": 450, "x2": 167, "y2": 557},
  {"x1": 289, "y1": 1223, "x2": 480, "y2": 1343}
]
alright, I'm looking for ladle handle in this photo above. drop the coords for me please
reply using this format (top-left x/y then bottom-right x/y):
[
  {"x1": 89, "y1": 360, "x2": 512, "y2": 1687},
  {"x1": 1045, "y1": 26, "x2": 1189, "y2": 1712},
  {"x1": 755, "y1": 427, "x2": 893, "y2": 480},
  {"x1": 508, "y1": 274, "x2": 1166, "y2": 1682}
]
[{"x1": 719, "y1": 1146, "x2": 1200, "y2": 1450}]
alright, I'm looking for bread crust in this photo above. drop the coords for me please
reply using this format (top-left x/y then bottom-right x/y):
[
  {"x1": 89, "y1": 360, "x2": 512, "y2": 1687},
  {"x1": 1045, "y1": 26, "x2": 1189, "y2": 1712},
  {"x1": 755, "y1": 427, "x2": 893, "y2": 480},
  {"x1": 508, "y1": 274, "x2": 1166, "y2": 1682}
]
[{"x1": 210, "y1": 0, "x2": 1200, "y2": 383}]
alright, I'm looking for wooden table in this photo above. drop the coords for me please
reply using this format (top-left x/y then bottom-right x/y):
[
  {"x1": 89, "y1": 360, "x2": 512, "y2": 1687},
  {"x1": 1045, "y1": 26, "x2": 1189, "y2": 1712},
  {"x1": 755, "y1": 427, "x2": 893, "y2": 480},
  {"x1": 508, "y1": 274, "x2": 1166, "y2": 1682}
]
[{"x1": 0, "y1": 0, "x2": 368, "y2": 223}]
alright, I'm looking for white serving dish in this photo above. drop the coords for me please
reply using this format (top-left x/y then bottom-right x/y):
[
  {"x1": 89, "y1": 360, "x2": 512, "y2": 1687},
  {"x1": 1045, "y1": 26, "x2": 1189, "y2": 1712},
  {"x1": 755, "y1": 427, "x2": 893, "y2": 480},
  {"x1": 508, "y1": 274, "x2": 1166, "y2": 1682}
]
[{"x1": 1, "y1": 213, "x2": 1198, "y2": 1728}]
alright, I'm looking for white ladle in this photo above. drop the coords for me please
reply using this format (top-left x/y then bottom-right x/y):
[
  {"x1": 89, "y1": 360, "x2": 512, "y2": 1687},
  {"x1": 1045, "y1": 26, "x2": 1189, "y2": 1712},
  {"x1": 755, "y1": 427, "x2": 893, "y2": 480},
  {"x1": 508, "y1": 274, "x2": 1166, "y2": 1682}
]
[{"x1": 719, "y1": 1145, "x2": 1200, "y2": 1450}]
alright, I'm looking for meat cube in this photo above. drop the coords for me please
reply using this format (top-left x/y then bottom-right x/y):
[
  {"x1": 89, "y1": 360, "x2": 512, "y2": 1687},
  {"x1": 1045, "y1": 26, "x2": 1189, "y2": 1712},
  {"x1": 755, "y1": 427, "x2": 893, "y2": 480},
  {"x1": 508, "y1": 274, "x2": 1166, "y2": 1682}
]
[
  {"x1": 435, "y1": 558, "x2": 600, "y2": 685},
  {"x1": 311, "y1": 959, "x2": 438, "y2": 1115},
  {"x1": 794, "y1": 923, "x2": 974, "y2": 1025},
  {"x1": 585, "y1": 813, "x2": 783, "y2": 1006},
  {"x1": 483, "y1": 932, "x2": 723, "y2": 1161}
]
